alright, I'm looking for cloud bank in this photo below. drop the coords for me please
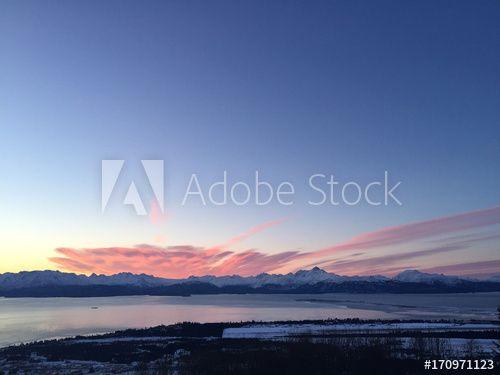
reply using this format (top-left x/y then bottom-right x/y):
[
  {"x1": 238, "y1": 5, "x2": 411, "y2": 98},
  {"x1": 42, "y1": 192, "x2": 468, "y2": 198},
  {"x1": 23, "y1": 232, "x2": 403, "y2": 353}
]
[
  {"x1": 50, "y1": 245, "x2": 302, "y2": 278},
  {"x1": 50, "y1": 206, "x2": 500, "y2": 277}
]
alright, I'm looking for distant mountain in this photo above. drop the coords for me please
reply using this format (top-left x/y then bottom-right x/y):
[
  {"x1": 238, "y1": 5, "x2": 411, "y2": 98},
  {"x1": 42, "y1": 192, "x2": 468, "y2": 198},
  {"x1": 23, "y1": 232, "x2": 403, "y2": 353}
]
[
  {"x1": 393, "y1": 270, "x2": 464, "y2": 284},
  {"x1": 1, "y1": 268, "x2": 499, "y2": 297},
  {"x1": 488, "y1": 275, "x2": 500, "y2": 283},
  {"x1": 0, "y1": 270, "x2": 176, "y2": 289},
  {"x1": 186, "y1": 267, "x2": 387, "y2": 287}
]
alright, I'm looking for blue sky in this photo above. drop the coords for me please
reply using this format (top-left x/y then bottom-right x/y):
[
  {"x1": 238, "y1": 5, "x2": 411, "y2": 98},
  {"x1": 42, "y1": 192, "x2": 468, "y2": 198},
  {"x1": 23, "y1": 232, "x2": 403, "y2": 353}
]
[{"x1": 1, "y1": 1, "x2": 499, "y2": 276}]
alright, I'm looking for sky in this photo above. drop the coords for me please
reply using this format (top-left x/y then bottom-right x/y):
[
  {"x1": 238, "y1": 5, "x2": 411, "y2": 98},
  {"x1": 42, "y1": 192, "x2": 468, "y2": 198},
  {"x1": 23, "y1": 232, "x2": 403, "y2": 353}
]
[{"x1": 1, "y1": 0, "x2": 499, "y2": 278}]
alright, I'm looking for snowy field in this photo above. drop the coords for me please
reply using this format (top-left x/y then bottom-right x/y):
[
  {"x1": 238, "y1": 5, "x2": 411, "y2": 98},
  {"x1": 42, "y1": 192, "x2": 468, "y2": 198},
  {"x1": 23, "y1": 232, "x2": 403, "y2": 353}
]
[{"x1": 222, "y1": 322, "x2": 500, "y2": 338}]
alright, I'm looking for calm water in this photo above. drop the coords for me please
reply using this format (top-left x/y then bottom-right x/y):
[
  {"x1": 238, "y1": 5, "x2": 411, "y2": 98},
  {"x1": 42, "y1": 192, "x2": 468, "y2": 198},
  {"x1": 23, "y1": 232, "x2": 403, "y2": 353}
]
[{"x1": 0, "y1": 292, "x2": 498, "y2": 347}]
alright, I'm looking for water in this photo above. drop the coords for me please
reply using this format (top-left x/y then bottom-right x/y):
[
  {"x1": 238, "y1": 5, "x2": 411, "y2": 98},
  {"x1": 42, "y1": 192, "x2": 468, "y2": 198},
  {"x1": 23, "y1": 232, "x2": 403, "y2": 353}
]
[{"x1": 0, "y1": 292, "x2": 498, "y2": 347}]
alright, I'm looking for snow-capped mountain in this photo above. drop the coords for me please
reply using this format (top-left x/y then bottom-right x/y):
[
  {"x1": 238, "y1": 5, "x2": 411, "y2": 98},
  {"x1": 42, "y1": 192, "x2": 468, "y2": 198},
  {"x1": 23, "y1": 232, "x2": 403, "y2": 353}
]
[
  {"x1": 86, "y1": 272, "x2": 176, "y2": 287},
  {"x1": 0, "y1": 270, "x2": 88, "y2": 289},
  {"x1": 0, "y1": 270, "x2": 175, "y2": 289},
  {"x1": 0, "y1": 267, "x2": 489, "y2": 290},
  {"x1": 393, "y1": 270, "x2": 463, "y2": 285},
  {"x1": 186, "y1": 267, "x2": 389, "y2": 287}
]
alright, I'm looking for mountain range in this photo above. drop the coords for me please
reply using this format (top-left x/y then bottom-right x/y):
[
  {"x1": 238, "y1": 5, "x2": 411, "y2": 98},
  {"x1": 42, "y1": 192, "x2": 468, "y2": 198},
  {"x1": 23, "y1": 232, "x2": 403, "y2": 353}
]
[{"x1": 0, "y1": 268, "x2": 499, "y2": 297}]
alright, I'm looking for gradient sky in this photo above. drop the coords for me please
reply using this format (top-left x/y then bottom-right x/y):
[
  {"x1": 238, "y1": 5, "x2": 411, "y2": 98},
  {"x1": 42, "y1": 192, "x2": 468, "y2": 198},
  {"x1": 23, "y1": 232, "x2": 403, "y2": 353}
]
[{"x1": 1, "y1": 1, "x2": 499, "y2": 277}]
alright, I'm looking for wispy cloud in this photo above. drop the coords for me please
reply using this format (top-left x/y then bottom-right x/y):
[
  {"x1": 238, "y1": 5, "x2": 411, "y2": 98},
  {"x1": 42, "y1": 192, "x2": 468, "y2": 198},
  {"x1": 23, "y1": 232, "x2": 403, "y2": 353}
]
[
  {"x1": 309, "y1": 206, "x2": 500, "y2": 258},
  {"x1": 322, "y1": 244, "x2": 464, "y2": 275},
  {"x1": 207, "y1": 218, "x2": 287, "y2": 253},
  {"x1": 421, "y1": 260, "x2": 500, "y2": 278},
  {"x1": 318, "y1": 232, "x2": 500, "y2": 275},
  {"x1": 149, "y1": 200, "x2": 167, "y2": 225}
]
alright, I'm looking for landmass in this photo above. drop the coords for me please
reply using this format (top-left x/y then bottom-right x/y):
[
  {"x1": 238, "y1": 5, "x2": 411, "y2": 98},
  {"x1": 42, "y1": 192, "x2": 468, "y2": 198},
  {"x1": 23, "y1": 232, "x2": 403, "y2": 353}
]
[{"x1": 1, "y1": 319, "x2": 498, "y2": 374}]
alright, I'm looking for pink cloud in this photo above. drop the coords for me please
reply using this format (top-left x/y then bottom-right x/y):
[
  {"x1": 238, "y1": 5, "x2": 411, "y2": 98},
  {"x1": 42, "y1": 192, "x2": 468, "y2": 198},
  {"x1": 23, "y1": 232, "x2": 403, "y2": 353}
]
[
  {"x1": 50, "y1": 219, "x2": 291, "y2": 278},
  {"x1": 49, "y1": 207, "x2": 500, "y2": 277},
  {"x1": 149, "y1": 200, "x2": 167, "y2": 225},
  {"x1": 323, "y1": 245, "x2": 463, "y2": 275},
  {"x1": 309, "y1": 206, "x2": 500, "y2": 259},
  {"x1": 204, "y1": 218, "x2": 287, "y2": 253},
  {"x1": 49, "y1": 245, "x2": 302, "y2": 278},
  {"x1": 307, "y1": 232, "x2": 500, "y2": 276},
  {"x1": 421, "y1": 260, "x2": 500, "y2": 278}
]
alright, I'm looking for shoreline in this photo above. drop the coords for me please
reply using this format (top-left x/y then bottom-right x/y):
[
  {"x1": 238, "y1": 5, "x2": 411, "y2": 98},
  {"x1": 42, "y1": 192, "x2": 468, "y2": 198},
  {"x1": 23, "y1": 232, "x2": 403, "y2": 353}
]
[{"x1": 1, "y1": 319, "x2": 498, "y2": 373}]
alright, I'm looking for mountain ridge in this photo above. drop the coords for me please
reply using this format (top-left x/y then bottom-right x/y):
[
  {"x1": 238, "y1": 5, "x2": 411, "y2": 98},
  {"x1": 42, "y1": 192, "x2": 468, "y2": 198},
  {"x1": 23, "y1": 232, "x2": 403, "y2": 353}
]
[{"x1": 1, "y1": 268, "x2": 498, "y2": 291}]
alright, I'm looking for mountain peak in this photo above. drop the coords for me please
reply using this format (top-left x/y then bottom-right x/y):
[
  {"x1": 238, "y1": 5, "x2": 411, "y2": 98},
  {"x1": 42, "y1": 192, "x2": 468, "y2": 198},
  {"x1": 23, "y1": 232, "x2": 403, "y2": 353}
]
[
  {"x1": 394, "y1": 269, "x2": 460, "y2": 284},
  {"x1": 396, "y1": 269, "x2": 424, "y2": 276},
  {"x1": 294, "y1": 266, "x2": 327, "y2": 276}
]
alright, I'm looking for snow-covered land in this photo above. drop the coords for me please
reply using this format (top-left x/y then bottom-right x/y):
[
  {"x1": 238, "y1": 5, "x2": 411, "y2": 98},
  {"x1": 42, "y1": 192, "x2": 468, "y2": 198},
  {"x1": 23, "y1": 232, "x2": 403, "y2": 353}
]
[{"x1": 223, "y1": 322, "x2": 500, "y2": 339}]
